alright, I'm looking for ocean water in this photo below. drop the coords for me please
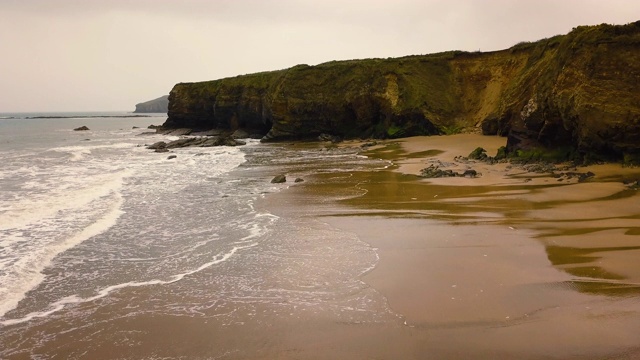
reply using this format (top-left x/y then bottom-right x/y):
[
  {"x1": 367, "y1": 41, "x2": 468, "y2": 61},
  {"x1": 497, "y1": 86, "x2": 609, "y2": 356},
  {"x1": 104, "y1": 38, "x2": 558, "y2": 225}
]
[{"x1": 0, "y1": 113, "x2": 394, "y2": 357}]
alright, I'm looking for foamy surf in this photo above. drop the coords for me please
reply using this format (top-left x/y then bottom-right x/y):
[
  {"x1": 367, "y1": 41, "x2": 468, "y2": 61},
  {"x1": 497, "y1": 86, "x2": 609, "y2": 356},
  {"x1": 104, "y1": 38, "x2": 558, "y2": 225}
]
[
  {"x1": 0, "y1": 188, "x2": 125, "y2": 319},
  {"x1": 0, "y1": 243, "x2": 255, "y2": 326}
]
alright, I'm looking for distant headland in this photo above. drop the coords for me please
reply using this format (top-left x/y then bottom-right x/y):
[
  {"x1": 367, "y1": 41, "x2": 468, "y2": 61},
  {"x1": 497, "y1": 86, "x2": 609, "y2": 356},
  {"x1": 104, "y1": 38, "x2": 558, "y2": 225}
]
[{"x1": 134, "y1": 95, "x2": 169, "y2": 113}]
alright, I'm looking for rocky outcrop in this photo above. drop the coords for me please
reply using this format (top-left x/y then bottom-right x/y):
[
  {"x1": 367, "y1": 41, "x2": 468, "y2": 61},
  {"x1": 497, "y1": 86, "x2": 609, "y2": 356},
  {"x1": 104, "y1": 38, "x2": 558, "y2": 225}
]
[
  {"x1": 146, "y1": 135, "x2": 245, "y2": 152},
  {"x1": 164, "y1": 21, "x2": 640, "y2": 163},
  {"x1": 134, "y1": 95, "x2": 169, "y2": 113}
]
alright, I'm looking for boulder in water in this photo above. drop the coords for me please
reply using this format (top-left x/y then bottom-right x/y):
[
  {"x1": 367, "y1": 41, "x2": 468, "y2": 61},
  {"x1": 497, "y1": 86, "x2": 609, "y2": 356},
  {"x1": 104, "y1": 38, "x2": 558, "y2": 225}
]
[{"x1": 271, "y1": 174, "x2": 287, "y2": 183}]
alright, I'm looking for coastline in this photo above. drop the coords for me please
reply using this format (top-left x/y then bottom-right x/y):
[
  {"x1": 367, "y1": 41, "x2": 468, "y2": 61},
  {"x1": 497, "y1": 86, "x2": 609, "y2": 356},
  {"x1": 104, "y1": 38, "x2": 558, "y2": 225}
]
[{"x1": 256, "y1": 134, "x2": 640, "y2": 358}]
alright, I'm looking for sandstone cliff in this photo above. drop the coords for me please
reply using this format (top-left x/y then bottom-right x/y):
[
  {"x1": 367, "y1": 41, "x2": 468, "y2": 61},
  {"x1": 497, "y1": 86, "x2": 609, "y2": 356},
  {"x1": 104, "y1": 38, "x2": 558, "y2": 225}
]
[
  {"x1": 134, "y1": 95, "x2": 169, "y2": 113},
  {"x1": 164, "y1": 21, "x2": 640, "y2": 163}
]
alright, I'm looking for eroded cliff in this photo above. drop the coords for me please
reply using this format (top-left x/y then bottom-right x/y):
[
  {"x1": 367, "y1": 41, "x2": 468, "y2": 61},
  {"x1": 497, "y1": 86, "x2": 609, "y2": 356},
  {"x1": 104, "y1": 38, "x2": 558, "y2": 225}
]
[{"x1": 164, "y1": 21, "x2": 640, "y2": 163}]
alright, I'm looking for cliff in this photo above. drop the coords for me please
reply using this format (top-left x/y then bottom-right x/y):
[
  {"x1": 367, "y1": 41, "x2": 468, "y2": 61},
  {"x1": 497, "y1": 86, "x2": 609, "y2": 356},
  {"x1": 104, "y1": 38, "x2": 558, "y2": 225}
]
[
  {"x1": 134, "y1": 95, "x2": 169, "y2": 113},
  {"x1": 164, "y1": 21, "x2": 640, "y2": 163}
]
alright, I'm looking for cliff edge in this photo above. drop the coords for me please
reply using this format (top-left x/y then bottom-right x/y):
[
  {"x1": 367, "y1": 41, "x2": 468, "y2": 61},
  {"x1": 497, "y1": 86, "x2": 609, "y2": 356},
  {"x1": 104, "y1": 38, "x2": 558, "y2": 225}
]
[
  {"x1": 164, "y1": 21, "x2": 640, "y2": 163},
  {"x1": 134, "y1": 95, "x2": 169, "y2": 113}
]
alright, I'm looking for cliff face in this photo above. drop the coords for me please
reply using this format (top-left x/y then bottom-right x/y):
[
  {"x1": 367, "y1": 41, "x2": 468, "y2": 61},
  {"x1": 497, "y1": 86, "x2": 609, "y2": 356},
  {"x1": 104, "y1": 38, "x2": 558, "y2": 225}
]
[
  {"x1": 134, "y1": 95, "x2": 169, "y2": 113},
  {"x1": 164, "y1": 21, "x2": 640, "y2": 162}
]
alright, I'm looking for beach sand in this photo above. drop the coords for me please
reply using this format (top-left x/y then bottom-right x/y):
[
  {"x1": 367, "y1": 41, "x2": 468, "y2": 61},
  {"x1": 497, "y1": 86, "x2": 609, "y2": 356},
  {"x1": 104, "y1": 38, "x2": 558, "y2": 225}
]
[
  {"x1": 4, "y1": 134, "x2": 640, "y2": 359},
  {"x1": 259, "y1": 134, "x2": 640, "y2": 358}
]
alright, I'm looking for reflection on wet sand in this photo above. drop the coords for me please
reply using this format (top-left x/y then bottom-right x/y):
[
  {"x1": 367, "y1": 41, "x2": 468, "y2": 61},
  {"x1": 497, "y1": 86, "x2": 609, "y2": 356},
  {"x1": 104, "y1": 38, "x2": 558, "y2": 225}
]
[
  {"x1": 343, "y1": 139, "x2": 640, "y2": 299},
  {"x1": 292, "y1": 135, "x2": 640, "y2": 358}
]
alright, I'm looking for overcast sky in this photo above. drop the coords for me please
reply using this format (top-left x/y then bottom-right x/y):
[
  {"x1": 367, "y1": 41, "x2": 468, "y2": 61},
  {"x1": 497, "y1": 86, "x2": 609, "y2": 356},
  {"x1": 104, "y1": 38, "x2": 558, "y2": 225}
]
[{"x1": 1, "y1": 0, "x2": 639, "y2": 112}]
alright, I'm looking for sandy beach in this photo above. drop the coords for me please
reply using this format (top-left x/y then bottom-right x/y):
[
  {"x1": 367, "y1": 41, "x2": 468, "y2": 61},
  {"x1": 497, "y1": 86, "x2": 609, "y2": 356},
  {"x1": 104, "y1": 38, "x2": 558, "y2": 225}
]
[
  {"x1": 259, "y1": 134, "x2": 640, "y2": 358},
  {"x1": 3, "y1": 133, "x2": 640, "y2": 359}
]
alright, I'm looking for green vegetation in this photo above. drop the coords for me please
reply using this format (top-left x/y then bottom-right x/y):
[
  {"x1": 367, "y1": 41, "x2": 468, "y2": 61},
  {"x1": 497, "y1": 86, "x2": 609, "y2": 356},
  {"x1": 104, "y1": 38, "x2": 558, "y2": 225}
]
[
  {"x1": 165, "y1": 21, "x2": 640, "y2": 163},
  {"x1": 494, "y1": 146, "x2": 508, "y2": 160},
  {"x1": 468, "y1": 147, "x2": 488, "y2": 160}
]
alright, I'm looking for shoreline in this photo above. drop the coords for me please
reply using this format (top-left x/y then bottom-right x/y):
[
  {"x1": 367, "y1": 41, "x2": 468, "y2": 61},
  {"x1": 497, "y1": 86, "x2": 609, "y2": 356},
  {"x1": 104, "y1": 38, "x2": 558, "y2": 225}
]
[{"x1": 258, "y1": 134, "x2": 640, "y2": 358}]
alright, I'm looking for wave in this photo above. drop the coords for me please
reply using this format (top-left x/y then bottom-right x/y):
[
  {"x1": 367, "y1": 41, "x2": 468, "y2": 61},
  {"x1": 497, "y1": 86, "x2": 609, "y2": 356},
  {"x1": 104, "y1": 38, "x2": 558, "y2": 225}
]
[
  {"x1": 0, "y1": 243, "x2": 256, "y2": 326},
  {"x1": 0, "y1": 189, "x2": 125, "y2": 320}
]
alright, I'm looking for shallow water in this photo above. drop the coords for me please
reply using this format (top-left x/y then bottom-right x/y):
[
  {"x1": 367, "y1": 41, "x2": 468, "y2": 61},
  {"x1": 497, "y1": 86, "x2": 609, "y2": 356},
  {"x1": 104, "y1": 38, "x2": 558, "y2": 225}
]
[{"x1": 0, "y1": 119, "x2": 399, "y2": 358}]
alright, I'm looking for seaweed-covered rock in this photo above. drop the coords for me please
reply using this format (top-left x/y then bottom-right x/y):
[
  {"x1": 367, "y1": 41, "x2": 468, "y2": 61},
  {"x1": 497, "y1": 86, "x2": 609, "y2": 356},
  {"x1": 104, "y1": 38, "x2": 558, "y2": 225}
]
[{"x1": 468, "y1": 147, "x2": 488, "y2": 160}]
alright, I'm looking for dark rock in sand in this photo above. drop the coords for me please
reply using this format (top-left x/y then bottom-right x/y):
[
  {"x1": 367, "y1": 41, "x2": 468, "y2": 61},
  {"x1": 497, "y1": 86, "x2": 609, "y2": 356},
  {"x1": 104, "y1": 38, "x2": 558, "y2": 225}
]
[
  {"x1": 420, "y1": 165, "x2": 456, "y2": 178},
  {"x1": 271, "y1": 174, "x2": 287, "y2": 183},
  {"x1": 318, "y1": 133, "x2": 342, "y2": 143},
  {"x1": 420, "y1": 164, "x2": 480, "y2": 178},
  {"x1": 74, "y1": 126, "x2": 90, "y2": 131},
  {"x1": 294, "y1": 178, "x2": 304, "y2": 183},
  {"x1": 468, "y1": 147, "x2": 488, "y2": 160},
  {"x1": 167, "y1": 155, "x2": 177, "y2": 160},
  {"x1": 155, "y1": 148, "x2": 169, "y2": 153},
  {"x1": 461, "y1": 169, "x2": 478, "y2": 178}
]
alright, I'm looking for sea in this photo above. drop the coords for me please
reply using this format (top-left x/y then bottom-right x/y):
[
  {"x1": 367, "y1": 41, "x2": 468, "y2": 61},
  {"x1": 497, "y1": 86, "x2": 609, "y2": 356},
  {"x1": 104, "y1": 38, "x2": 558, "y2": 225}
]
[{"x1": 0, "y1": 112, "x2": 396, "y2": 358}]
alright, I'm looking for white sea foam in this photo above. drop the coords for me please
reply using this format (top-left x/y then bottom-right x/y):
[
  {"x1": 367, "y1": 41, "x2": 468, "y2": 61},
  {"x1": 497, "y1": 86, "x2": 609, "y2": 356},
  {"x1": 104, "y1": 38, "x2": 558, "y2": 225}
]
[
  {"x1": 0, "y1": 243, "x2": 255, "y2": 326},
  {"x1": 0, "y1": 169, "x2": 131, "y2": 232},
  {"x1": 0, "y1": 189, "x2": 125, "y2": 319}
]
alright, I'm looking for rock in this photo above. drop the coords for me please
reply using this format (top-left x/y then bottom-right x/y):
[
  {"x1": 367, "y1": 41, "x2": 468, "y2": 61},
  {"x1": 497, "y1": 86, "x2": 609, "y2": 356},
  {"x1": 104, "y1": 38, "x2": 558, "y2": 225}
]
[
  {"x1": 231, "y1": 129, "x2": 250, "y2": 139},
  {"x1": 191, "y1": 129, "x2": 223, "y2": 136},
  {"x1": 419, "y1": 165, "x2": 456, "y2": 178},
  {"x1": 167, "y1": 155, "x2": 177, "y2": 160},
  {"x1": 147, "y1": 141, "x2": 167, "y2": 150},
  {"x1": 155, "y1": 148, "x2": 169, "y2": 153},
  {"x1": 225, "y1": 138, "x2": 246, "y2": 146},
  {"x1": 165, "y1": 137, "x2": 202, "y2": 149},
  {"x1": 294, "y1": 178, "x2": 304, "y2": 183},
  {"x1": 74, "y1": 126, "x2": 89, "y2": 131},
  {"x1": 420, "y1": 164, "x2": 480, "y2": 179},
  {"x1": 461, "y1": 169, "x2": 478, "y2": 178},
  {"x1": 318, "y1": 133, "x2": 342, "y2": 143},
  {"x1": 468, "y1": 147, "x2": 488, "y2": 160},
  {"x1": 163, "y1": 128, "x2": 193, "y2": 136},
  {"x1": 523, "y1": 163, "x2": 556, "y2": 173},
  {"x1": 271, "y1": 174, "x2": 287, "y2": 183},
  {"x1": 494, "y1": 146, "x2": 508, "y2": 160},
  {"x1": 132, "y1": 126, "x2": 140, "y2": 129},
  {"x1": 148, "y1": 124, "x2": 163, "y2": 129}
]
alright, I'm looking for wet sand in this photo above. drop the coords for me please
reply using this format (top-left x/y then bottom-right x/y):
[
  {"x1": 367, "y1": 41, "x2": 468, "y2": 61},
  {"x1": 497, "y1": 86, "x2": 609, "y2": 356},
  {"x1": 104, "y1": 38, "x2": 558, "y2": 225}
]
[
  {"x1": 266, "y1": 134, "x2": 640, "y2": 358},
  {"x1": 3, "y1": 134, "x2": 640, "y2": 359}
]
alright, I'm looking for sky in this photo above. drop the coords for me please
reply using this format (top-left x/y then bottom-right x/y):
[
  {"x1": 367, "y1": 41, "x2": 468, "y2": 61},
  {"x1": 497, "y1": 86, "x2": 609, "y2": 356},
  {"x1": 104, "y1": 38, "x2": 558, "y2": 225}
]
[{"x1": 1, "y1": 0, "x2": 639, "y2": 112}]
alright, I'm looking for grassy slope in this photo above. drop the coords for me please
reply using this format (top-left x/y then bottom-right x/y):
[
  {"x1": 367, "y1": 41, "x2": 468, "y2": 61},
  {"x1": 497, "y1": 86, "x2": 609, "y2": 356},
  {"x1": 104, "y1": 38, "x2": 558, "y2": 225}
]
[{"x1": 165, "y1": 21, "x2": 640, "y2": 162}]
